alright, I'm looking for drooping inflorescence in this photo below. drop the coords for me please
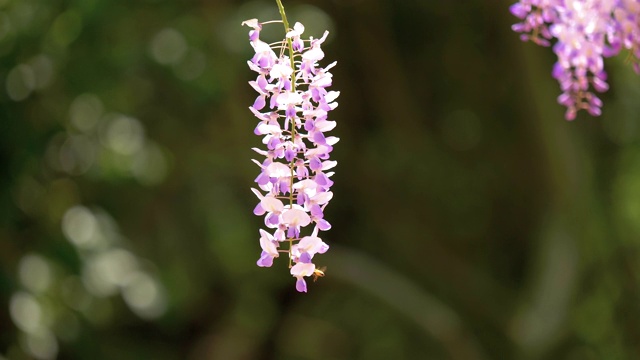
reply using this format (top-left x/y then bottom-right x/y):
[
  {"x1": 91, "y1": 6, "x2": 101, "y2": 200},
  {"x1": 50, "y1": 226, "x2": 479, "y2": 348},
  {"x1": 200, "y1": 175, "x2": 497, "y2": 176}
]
[
  {"x1": 510, "y1": 0, "x2": 640, "y2": 120},
  {"x1": 243, "y1": 11, "x2": 339, "y2": 293}
]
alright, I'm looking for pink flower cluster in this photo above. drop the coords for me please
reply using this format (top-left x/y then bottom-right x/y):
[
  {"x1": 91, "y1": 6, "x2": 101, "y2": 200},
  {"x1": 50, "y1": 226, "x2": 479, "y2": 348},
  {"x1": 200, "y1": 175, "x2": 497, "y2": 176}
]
[
  {"x1": 510, "y1": 0, "x2": 640, "y2": 120},
  {"x1": 243, "y1": 19, "x2": 339, "y2": 292}
]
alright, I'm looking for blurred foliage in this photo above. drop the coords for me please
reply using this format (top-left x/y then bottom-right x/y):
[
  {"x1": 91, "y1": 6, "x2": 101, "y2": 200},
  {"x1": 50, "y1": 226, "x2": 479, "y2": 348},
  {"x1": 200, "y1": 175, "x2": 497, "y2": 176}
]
[{"x1": 1, "y1": 0, "x2": 640, "y2": 359}]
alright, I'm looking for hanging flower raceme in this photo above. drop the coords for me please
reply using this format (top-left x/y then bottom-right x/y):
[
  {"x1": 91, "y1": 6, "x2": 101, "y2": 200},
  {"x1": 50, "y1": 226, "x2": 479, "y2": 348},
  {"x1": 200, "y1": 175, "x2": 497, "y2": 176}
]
[
  {"x1": 243, "y1": 15, "x2": 339, "y2": 293},
  {"x1": 510, "y1": 0, "x2": 640, "y2": 120}
]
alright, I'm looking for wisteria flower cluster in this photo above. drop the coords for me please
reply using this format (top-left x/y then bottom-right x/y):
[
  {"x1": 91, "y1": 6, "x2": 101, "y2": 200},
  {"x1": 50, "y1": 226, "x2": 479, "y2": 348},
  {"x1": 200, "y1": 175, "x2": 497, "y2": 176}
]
[
  {"x1": 243, "y1": 12, "x2": 339, "y2": 292},
  {"x1": 510, "y1": 0, "x2": 640, "y2": 120}
]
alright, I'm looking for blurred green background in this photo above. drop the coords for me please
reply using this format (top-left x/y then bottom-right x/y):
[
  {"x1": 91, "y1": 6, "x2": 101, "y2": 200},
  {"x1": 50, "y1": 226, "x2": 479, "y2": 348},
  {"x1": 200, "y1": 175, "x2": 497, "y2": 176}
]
[{"x1": 2, "y1": 0, "x2": 640, "y2": 359}]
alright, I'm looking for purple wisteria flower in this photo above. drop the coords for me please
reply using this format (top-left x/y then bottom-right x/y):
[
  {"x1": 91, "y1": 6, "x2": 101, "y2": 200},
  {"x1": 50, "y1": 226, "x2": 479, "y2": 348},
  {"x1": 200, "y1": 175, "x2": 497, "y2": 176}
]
[
  {"x1": 510, "y1": 0, "x2": 640, "y2": 120},
  {"x1": 243, "y1": 17, "x2": 338, "y2": 292}
]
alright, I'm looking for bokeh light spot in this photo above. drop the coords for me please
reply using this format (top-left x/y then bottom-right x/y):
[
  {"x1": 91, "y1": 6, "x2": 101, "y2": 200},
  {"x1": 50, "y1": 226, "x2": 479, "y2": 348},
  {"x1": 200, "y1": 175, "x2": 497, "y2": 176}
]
[
  {"x1": 6, "y1": 63, "x2": 35, "y2": 101},
  {"x1": 174, "y1": 48, "x2": 206, "y2": 80},
  {"x1": 0, "y1": 12, "x2": 12, "y2": 41},
  {"x1": 9, "y1": 2, "x2": 34, "y2": 32},
  {"x1": 10, "y1": 292, "x2": 42, "y2": 334},
  {"x1": 62, "y1": 205, "x2": 98, "y2": 248},
  {"x1": 28, "y1": 55, "x2": 54, "y2": 90},
  {"x1": 82, "y1": 257, "x2": 119, "y2": 297},
  {"x1": 23, "y1": 328, "x2": 58, "y2": 360},
  {"x1": 122, "y1": 272, "x2": 167, "y2": 319},
  {"x1": 82, "y1": 249, "x2": 139, "y2": 297},
  {"x1": 70, "y1": 93, "x2": 103, "y2": 133},
  {"x1": 18, "y1": 254, "x2": 52, "y2": 294},
  {"x1": 98, "y1": 249, "x2": 138, "y2": 287},
  {"x1": 149, "y1": 28, "x2": 187, "y2": 65},
  {"x1": 131, "y1": 142, "x2": 169, "y2": 186},
  {"x1": 102, "y1": 114, "x2": 145, "y2": 156},
  {"x1": 12, "y1": 176, "x2": 45, "y2": 215},
  {"x1": 59, "y1": 135, "x2": 96, "y2": 175},
  {"x1": 51, "y1": 9, "x2": 82, "y2": 47}
]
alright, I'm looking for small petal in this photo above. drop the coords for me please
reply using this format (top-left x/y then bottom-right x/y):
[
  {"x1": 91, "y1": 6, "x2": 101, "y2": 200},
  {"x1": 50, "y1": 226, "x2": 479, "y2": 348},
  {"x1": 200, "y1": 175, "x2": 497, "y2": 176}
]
[
  {"x1": 322, "y1": 160, "x2": 337, "y2": 171},
  {"x1": 282, "y1": 208, "x2": 311, "y2": 227},
  {"x1": 316, "y1": 219, "x2": 331, "y2": 231},
  {"x1": 286, "y1": 22, "x2": 305, "y2": 38},
  {"x1": 261, "y1": 196, "x2": 284, "y2": 213},
  {"x1": 509, "y1": 3, "x2": 528, "y2": 19},
  {"x1": 259, "y1": 229, "x2": 278, "y2": 256},
  {"x1": 295, "y1": 277, "x2": 307, "y2": 292},
  {"x1": 254, "y1": 203, "x2": 266, "y2": 216},
  {"x1": 302, "y1": 47, "x2": 324, "y2": 62},
  {"x1": 257, "y1": 251, "x2": 274, "y2": 267},
  {"x1": 253, "y1": 95, "x2": 266, "y2": 110},
  {"x1": 242, "y1": 19, "x2": 260, "y2": 28},
  {"x1": 312, "y1": 191, "x2": 333, "y2": 205},
  {"x1": 291, "y1": 262, "x2": 315, "y2": 277}
]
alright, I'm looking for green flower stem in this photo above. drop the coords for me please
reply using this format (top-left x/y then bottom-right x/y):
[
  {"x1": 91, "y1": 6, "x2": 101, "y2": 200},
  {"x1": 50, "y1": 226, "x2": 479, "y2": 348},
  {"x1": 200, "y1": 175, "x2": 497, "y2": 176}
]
[
  {"x1": 275, "y1": 0, "x2": 296, "y2": 84},
  {"x1": 275, "y1": 0, "x2": 297, "y2": 268}
]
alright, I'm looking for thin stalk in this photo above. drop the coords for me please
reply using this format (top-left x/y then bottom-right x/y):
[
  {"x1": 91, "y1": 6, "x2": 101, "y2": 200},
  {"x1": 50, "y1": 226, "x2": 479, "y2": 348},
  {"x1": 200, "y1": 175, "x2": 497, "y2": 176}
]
[
  {"x1": 275, "y1": 0, "x2": 297, "y2": 267},
  {"x1": 275, "y1": 0, "x2": 296, "y2": 84}
]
